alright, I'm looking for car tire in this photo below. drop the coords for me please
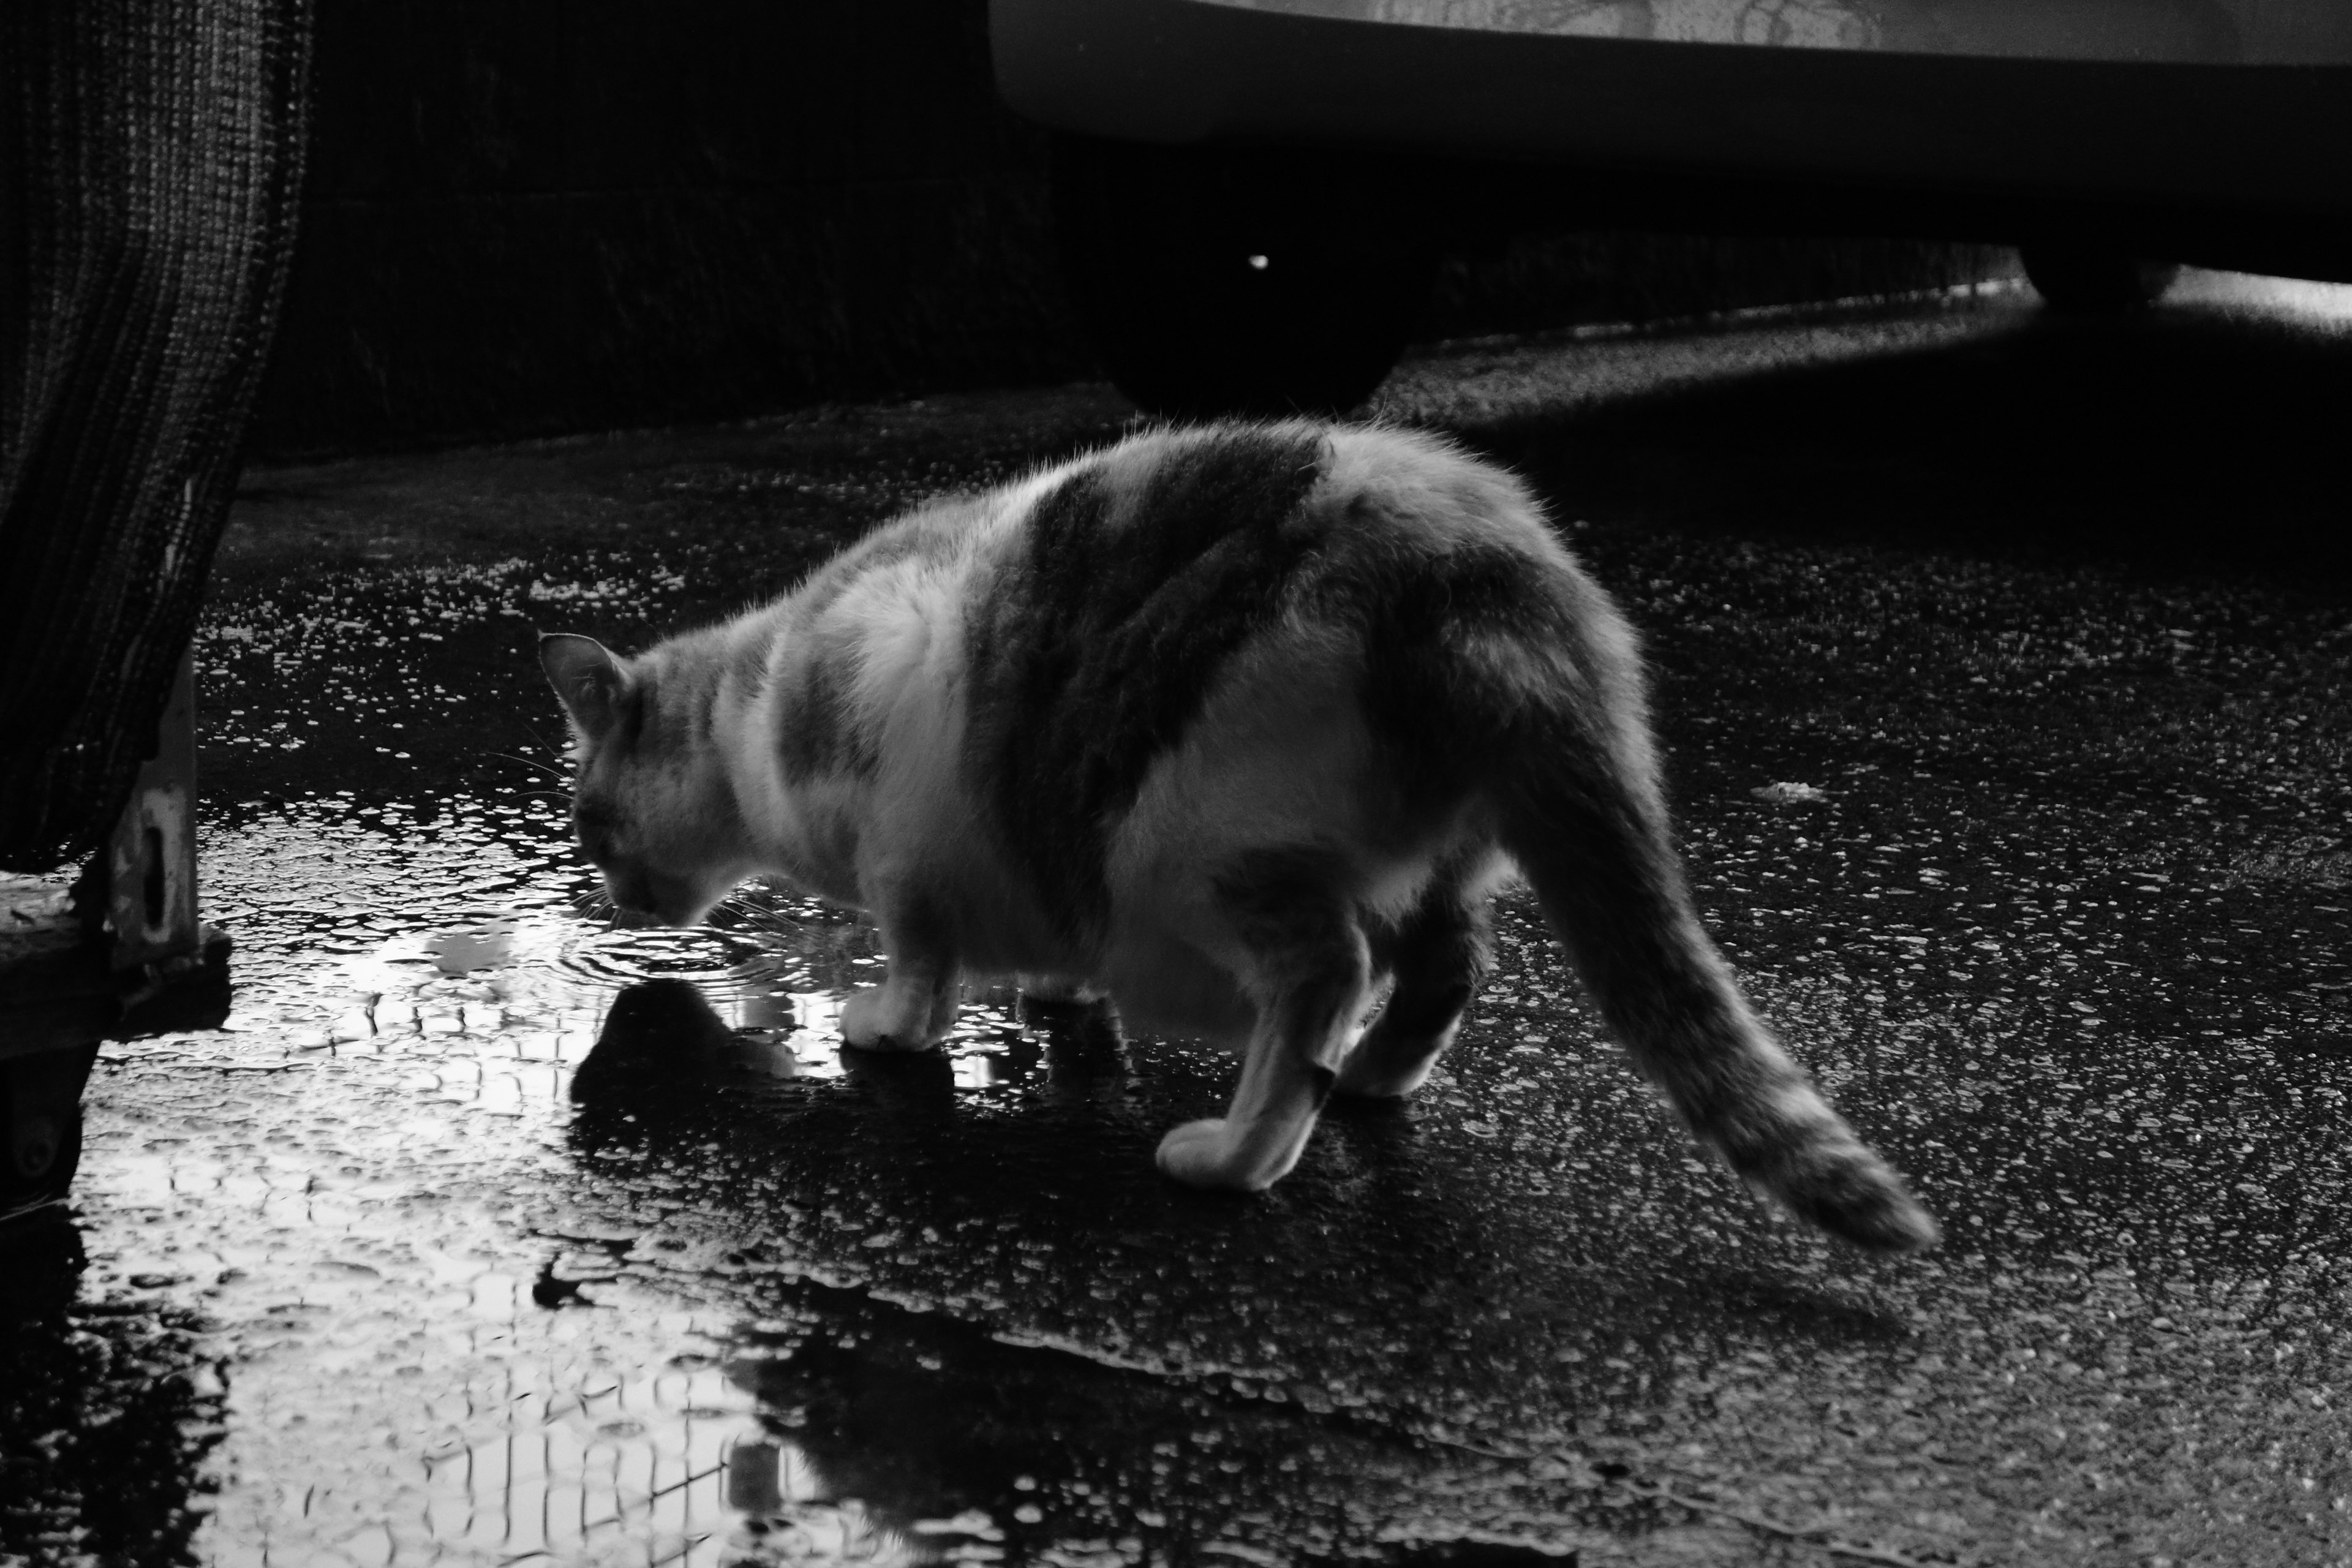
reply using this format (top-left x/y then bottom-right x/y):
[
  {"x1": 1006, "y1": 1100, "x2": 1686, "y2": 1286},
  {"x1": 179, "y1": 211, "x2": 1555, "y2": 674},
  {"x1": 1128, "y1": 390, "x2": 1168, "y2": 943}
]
[
  {"x1": 2019, "y1": 244, "x2": 2181, "y2": 314},
  {"x1": 1051, "y1": 134, "x2": 1438, "y2": 419},
  {"x1": 2, "y1": 1066, "x2": 84, "y2": 1217}
]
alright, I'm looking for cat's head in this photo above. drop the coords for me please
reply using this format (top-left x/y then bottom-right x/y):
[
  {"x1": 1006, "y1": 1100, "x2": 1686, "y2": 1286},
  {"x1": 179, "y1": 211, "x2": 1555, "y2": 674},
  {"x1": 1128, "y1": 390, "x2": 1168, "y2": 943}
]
[{"x1": 540, "y1": 632, "x2": 754, "y2": 927}]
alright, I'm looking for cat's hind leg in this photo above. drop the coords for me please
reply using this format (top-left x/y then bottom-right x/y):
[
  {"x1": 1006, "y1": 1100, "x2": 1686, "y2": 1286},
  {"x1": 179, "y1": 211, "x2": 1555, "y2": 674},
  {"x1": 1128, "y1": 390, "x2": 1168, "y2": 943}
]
[
  {"x1": 1337, "y1": 876, "x2": 1493, "y2": 1099},
  {"x1": 1156, "y1": 852, "x2": 1371, "y2": 1192},
  {"x1": 839, "y1": 892, "x2": 962, "y2": 1050}
]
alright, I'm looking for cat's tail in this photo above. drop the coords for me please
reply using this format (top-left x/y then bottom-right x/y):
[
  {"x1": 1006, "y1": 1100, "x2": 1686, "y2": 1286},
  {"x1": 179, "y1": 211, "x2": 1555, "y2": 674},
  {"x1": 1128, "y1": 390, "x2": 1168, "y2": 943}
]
[{"x1": 1481, "y1": 663, "x2": 1940, "y2": 1254}]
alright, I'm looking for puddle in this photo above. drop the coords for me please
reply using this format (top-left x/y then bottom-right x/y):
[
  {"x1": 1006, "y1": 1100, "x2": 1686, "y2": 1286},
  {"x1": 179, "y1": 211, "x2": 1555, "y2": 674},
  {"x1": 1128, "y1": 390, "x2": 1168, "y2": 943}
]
[
  {"x1": 21, "y1": 308, "x2": 2352, "y2": 1564},
  {"x1": 59, "y1": 790, "x2": 1806, "y2": 1565},
  {"x1": 37, "y1": 782, "x2": 2336, "y2": 1566},
  {"x1": 58, "y1": 796, "x2": 1231, "y2": 1567},
  {"x1": 183, "y1": 795, "x2": 1054, "y2": 1092}
]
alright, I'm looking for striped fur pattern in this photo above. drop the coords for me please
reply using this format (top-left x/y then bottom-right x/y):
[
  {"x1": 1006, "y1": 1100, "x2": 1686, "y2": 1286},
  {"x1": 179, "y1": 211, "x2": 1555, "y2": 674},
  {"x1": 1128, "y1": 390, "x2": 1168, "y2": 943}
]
[{"x1": 540, "y1": 423, "x2": 1937, "y2": 1251}]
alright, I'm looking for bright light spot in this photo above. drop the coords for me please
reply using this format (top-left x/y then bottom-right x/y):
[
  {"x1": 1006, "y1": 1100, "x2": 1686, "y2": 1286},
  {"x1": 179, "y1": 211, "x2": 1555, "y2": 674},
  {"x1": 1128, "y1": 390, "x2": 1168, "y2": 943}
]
[
  {"x1": 2173, "y1": 267, "x2": 2352, "y2": 323},
  {"x1": 2263, "y1": 277, "x2": 2352, "y2": 320},
  {"x1": 1246, "y1": 254, "x2": 1270, "y2": 271}
]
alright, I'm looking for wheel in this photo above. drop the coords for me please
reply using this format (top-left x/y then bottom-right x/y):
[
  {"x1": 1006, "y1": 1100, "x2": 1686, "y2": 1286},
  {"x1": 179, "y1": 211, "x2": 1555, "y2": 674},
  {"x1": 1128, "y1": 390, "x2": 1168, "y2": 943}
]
[
  {"x1": 2019, "y1": 244, "x2": 2180, "y2": 314},
  {"x1": 1, "y1": 1063, "x2": 85, "y2": 1217},
  {"x1": 1052, "y1": 134, "x2": 1439, "y2": 419}
]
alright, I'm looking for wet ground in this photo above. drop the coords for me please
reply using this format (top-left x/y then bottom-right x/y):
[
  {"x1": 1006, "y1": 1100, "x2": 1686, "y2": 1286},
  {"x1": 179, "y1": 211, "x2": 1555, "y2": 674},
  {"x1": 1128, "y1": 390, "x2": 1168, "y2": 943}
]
[{"x1": 6, "y1": 271, "x2": 2351, "y2": 1567}]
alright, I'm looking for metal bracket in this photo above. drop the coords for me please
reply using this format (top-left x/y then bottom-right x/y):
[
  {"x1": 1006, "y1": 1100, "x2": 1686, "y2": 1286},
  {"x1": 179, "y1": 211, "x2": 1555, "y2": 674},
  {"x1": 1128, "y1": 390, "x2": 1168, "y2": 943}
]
[{"x1": 107, "y1": 649, "x2": 203, "y2": 972}]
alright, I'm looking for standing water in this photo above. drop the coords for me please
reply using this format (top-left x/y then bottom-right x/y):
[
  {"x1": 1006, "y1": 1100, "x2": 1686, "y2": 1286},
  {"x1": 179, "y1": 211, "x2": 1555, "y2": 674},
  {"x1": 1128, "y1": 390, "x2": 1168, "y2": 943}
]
[{"x1": 10, "y1": 301, "x2": 2352, "y2": 1566}]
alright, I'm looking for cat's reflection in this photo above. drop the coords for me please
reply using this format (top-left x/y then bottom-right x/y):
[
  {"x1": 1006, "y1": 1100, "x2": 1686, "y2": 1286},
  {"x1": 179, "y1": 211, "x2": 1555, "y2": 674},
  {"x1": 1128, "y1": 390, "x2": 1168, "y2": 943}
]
[
  {"x1": 573, "y1": 978, "x2": 733, "y2": 1085},
  {"x1": 1017, "y1": 991, "x2": 1130, "y2": 1101},
  {"x1": 570, "y1": 979, "x2": 1131, "y2": 1148},
  {"x1": 568, "y1": 979, "x2": 758, "y2": 1152}
]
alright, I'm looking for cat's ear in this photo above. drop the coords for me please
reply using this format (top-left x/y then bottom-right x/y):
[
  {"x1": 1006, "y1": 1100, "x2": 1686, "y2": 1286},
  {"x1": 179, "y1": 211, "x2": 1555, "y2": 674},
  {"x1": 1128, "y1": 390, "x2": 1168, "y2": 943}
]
[{"x1": 540, "y1": 633, "x2": 629, "y2": 742}]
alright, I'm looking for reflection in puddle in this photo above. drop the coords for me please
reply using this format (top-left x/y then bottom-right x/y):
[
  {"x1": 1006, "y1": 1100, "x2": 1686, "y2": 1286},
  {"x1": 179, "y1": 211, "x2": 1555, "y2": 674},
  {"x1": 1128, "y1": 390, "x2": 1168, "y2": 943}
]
[
  {"x1": 197, "y1": 790, "x2": 1096, "y2": 1105},
  {"x1": 90, "y1": 789, "x2": 1784, "y2": 1567},
  {"x1": 102, "y1": 785, "x2": 2200, "y2": 1567},
  {"x1": 417, "y1": 1368, "x2": 790, "y2": 1567},
  {"x1": 150, "y1": 796, "x2": 1156, "y2": 1566},
  {"x1": 203, "y1": 796, "x2": 1058, "y2": 1107}
]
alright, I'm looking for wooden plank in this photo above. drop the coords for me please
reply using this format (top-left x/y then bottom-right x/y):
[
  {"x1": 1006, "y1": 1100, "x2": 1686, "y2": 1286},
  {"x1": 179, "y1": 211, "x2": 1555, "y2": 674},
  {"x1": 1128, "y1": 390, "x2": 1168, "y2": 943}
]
[{"x1": 0, "y1": 875, "x2": 114, "y2": 1061}]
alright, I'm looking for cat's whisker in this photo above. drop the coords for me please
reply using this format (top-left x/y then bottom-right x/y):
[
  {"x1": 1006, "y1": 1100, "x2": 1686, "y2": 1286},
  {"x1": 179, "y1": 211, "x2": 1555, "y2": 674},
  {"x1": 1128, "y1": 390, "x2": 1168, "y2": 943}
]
[
  {"x1": 565, "y1": 881, "x2": 621, "y2": 926},
  {"x1": 490, "y1": 750, "x2": 568, "y2": 781}
]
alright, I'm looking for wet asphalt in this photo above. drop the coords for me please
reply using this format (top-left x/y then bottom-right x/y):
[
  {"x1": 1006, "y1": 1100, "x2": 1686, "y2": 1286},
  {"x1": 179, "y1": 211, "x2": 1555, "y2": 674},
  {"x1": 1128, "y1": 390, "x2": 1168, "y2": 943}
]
[{"x1": 4, "y1": 271, "x2": 2350, "y2": 1567}]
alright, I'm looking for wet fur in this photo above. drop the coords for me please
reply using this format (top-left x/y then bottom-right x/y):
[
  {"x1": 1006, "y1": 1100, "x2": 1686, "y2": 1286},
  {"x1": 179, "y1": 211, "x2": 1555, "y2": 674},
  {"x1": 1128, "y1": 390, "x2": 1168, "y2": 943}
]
[{"x1": 541, "y1": 422, "x2": 1938, "y2": 1251}]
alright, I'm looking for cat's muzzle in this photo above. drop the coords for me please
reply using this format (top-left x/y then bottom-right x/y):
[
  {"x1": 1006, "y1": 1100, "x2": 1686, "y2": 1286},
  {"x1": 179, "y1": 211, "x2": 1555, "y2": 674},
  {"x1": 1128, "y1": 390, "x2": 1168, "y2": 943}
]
[{"x1": 601, "y1": 864, "x2": 703, "y2": 927}]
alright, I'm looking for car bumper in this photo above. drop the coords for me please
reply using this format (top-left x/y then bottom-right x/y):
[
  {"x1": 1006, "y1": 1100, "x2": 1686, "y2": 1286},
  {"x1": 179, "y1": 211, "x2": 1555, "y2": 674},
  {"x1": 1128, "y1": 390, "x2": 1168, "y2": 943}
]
[{"x1": 992, "y1": 0, "x2": 2352, "y2": 220}]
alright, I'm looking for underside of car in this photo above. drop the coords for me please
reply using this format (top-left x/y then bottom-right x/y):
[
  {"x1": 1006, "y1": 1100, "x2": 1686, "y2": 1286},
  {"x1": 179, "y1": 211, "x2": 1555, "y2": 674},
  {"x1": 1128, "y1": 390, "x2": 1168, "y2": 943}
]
[{"x1": 1001, "y1": 0, "x2": 2352, "y2": 414}]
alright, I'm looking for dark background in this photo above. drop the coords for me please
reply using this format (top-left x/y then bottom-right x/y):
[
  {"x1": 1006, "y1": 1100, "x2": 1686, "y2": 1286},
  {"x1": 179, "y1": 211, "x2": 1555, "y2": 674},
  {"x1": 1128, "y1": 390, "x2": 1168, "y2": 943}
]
[{"x1": 247, "y1": 0, "x2": 2011, "y2": 458}]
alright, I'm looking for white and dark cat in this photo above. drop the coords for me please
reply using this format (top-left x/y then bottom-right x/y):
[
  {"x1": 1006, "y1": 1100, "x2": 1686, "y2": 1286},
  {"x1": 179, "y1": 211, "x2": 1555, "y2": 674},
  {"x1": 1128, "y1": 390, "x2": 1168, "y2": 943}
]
[{"x1": 540, "y1": 421, "x2": 1937, "y2": 1253}]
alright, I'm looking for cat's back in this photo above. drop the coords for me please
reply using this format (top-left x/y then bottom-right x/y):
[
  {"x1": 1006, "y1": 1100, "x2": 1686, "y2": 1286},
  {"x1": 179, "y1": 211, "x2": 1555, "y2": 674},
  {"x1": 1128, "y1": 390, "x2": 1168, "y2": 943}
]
[
  {"x1": 999, "y1": 419, "x2": 1554, "y2": 569},
  {"x1": 971, "y1": 420, "x2": 1566, "y2": 649},
  {"x1": 957, "y1": 421, "x2": 1596, "y2": 925},
  {"x1": 788, "y1": 487, "x2": 1006, "y2": 630},
  {"x1": 792, "y1": 421, "x2": 1556, "y2": 654}
]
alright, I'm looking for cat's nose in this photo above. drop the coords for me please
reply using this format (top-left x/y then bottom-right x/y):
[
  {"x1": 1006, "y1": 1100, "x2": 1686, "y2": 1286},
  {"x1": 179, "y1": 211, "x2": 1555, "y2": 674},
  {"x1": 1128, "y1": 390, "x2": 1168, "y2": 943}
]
[
  {"x1": 604, "y1": 866, "x2": 661, "y2": 917},
  {"x1": 606, "y1": 865, "x2": 702, "y2": 927}
]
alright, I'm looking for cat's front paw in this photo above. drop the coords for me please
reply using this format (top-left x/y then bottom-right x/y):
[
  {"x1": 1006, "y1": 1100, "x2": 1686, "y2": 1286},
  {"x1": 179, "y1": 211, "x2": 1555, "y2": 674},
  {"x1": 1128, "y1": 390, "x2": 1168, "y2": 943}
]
[
  {"x1": 839, "y1": 986, "x2": 938, "y2": 1051},
  {"x1": 1155, "y1": 1118, "x2": 1274, "y2": 1192}
]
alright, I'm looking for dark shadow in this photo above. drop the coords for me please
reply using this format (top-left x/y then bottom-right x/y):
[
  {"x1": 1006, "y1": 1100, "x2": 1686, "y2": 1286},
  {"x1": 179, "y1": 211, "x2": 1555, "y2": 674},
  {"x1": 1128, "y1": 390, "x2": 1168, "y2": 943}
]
[
  {"x1": 725, "y1": 1274, "x2": 1595, "y2": 1565},
  {"x1": 0, "y1": 1210, "x2": 85, "y2": 1319},
  {"x1": 115, "y1": 944, "x2": 234, "y2": 1039},
  {"x1": 565, "y1": 979, "x2": 1169, "y2": 1212},
  {"x1": 558, "y1": 978, "x2": 1921, "y2": 1548},
  {"x1": 836, "y1": 1039, "x2": 957, "y2": 1121},
  {"x1": 0, "y1": 1215, "x2": 223, "y2": 1566},
  {"x1": 1478, "y1": 300, "x2": 2352, "y2": 587},
  {"x1": 1327, "y1": 1548, "x2": 1578, "y2": 1568},
  {"x1": 561, "y1": 978, "x2": 1924, "y2": 1329}
]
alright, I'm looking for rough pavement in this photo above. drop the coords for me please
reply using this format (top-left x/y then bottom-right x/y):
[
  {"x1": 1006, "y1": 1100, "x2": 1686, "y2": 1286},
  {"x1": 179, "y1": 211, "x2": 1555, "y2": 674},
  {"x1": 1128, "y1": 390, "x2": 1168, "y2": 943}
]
[{"x1": 4, "y1": 273, "x2": 2349, "y2": 1567}]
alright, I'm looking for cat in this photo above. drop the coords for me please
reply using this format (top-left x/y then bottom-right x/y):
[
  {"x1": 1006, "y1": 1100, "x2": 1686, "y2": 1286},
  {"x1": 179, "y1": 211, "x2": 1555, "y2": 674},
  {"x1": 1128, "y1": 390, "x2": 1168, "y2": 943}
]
[{"x1": 540, "y1": 421, "x2": 1938, "y2": 1253}]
